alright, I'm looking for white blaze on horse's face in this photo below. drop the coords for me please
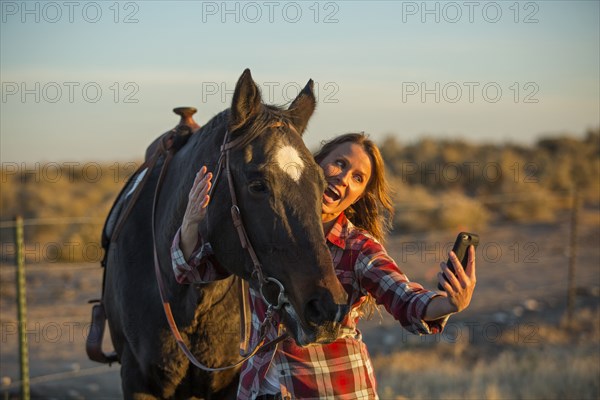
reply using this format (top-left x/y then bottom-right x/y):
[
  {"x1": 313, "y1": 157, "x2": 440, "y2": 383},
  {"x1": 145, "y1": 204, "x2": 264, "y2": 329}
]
[{"x1": 275, "y1": 145, "x2": 304, "y2": 182}]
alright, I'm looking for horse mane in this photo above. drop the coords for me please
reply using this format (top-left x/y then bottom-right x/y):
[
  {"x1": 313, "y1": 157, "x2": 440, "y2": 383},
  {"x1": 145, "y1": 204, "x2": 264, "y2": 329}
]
[
  {"x1": 228, "y1": 104, "x2": 292, "y2": 150},
  {"x1": 190, "y1": 109, "x2": 229, "y2": 147}
]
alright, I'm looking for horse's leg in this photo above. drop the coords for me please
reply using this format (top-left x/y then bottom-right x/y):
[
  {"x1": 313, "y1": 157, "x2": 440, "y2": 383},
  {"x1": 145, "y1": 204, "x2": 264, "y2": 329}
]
[
  {"x1": 209, "y1": 379, "x2": 239, "y2": 400},
  {"x1": 120, "y1": 344, "x2": 159, "y2": 400}
]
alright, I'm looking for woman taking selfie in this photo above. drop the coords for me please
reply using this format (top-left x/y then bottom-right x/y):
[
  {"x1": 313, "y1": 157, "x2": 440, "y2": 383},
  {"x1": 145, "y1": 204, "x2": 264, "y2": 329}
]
[{"x1": 172, "y1": 133, "x2": 477, "y2": 399}]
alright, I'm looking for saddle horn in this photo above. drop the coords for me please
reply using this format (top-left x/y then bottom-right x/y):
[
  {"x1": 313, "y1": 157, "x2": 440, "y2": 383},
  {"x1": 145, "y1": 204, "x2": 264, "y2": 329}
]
[{"x1": 173, "y1": 107, "x2": 201, "y2": 132}]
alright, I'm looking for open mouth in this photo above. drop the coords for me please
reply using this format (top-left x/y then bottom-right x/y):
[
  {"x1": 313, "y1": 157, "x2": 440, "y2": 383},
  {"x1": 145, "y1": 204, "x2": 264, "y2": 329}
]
[{"x1": 323, "y1": 184, "x2": 341, "y2": 204}]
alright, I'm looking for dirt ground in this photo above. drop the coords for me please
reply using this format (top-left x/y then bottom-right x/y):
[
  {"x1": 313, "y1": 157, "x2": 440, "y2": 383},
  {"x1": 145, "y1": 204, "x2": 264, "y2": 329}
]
[{"x1": 1, "y1": 210, "x2": 599, "y2": 399}]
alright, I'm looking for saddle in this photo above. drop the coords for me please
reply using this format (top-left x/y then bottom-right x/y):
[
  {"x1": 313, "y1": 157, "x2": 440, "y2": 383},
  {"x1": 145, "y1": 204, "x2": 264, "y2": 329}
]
[{"x1": 86, "y1": 107, "x2": 200, "y2": 365}]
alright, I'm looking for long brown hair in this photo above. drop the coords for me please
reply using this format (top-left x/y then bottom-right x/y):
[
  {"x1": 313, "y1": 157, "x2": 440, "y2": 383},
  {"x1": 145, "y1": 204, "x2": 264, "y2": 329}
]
[
  {"x1": 315, "y1": 133, "x2": 394, "y2": 319},
  {"x1": 314, "y1": 132, "x2": 394, "y2": 242}
]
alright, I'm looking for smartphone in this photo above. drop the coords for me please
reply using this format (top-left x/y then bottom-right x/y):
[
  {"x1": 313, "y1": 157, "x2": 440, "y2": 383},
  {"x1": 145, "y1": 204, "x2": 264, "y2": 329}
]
[{"x1": 438, "y1": 232, "x2": 479, "y2": 290}]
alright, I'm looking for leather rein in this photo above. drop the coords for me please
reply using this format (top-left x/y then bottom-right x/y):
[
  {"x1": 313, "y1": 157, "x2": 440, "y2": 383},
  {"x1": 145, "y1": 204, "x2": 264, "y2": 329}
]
[{"x1": 152, "y1": 129, "x2": 289, "y2": 372}]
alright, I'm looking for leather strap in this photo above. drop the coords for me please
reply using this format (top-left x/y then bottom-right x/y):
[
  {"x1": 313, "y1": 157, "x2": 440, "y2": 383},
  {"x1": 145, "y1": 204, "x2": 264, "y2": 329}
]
[
  {"x1": 225, "y1": 150, "x2": 265, "y2": 282},
  {"x1": 238, "y1": 278, "x2": 253, "y2": 356}
]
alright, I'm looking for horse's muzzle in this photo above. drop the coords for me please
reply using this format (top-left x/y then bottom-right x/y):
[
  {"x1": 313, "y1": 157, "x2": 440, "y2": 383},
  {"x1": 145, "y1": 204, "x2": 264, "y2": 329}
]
[
  {"x1": 334, "y1": 303, "x2": 350, "y2": 324},
  {"x1": 283, "y1": 301, "x2": 347, "y2": 346},
  {"x1": 304, "y1": 295, "x2": 349, "y2": 329},
  {"x1": 314, "y1": 303, "x2": 350, "y2": 344}
]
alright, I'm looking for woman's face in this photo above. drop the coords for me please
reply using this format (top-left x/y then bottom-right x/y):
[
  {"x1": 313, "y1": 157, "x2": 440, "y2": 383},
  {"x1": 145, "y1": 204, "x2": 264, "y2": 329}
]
[{"x1": 319, "y1": 141, "x2": 372, "y2": 223}]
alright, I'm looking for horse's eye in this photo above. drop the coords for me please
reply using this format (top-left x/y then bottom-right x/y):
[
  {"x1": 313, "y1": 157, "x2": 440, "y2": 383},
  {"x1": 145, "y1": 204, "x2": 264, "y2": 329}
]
[{"x1": 248, "y1": 180, "x2": 268, "y2": 194}]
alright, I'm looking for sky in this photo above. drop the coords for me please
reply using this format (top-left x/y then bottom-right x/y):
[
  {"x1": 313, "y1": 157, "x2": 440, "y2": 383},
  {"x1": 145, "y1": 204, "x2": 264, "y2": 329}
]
[{"x1": 1, "y1": 0, "x2": 599, "y2": 163}]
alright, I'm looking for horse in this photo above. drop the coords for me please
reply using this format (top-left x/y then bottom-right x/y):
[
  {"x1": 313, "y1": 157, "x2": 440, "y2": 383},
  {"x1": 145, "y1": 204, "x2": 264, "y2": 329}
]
[{"x1": 100, "y1": 69, "x2": 349, "y2": 398}]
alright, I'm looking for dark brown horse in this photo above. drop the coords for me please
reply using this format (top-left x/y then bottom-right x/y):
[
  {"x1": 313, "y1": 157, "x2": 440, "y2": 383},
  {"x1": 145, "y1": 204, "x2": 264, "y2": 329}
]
[{"x1": 101, "y1": 70, "x2": 348, "y2": 398}]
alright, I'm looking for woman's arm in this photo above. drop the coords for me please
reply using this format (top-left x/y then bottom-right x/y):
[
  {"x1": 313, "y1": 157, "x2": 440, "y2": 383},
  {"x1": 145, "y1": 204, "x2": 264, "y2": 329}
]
[
  {"x1": 356, "y1": 236, "x2": 476, "y2": 334},
  {"x1": 354, "y1": 236, "x2": 445, "y2": 334},
  {"x1": 180, "y1": 166, "x2": 212, "y2": 259},
  {"x1": 171, "y1": 166, "x2": 230, "y2": 284},
  {"x1": 424, "y1": 246, "x2": 477, "y2": 321}
]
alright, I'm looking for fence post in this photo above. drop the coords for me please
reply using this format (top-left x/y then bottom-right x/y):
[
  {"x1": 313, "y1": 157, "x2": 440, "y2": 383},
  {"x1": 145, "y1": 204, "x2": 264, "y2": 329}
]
[
  {"x1": 15, "y1": 215, "x2": 30, "y2": 399},
  {"x1": 566, "y1": 189, "x2": 579, "y2": 325}
]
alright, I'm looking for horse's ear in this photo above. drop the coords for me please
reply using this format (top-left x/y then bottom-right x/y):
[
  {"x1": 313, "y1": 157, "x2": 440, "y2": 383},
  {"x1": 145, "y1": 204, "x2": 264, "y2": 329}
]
[
  {"x1": 230, "y1": 69, "x2": 262, "y2": 129},
  {"x1": 287, "y1": 79, "x2": 316, "y2": 135}
]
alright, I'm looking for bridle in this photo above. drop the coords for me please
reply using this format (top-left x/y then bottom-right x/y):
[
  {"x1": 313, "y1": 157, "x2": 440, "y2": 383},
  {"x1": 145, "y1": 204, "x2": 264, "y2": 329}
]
[
  {"x1": 208, "y1": 127, "x2": 291, "y2": 310},
  {"x1": 152, "y1": 126, "x2": 290, "y2": 372}
]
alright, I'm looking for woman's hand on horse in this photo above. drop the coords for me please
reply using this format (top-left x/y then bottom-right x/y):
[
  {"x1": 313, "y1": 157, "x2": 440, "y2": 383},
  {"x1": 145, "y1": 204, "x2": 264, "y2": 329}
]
[
  {"x1": 437, "y1": 245, "x2": 477, "y2": 313},
  {"x1": 182, "y1": 166, "x2": 213, "y2": 228}
]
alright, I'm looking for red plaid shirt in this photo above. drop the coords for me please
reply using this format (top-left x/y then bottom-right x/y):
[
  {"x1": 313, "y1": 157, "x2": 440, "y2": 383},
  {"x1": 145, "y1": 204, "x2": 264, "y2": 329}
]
[{"x1": 172, "y1": 213, "x2": 447, "y2": 399}]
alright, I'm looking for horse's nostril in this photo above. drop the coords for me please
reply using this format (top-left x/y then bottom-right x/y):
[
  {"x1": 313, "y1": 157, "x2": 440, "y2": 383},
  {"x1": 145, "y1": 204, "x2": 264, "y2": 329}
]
[
  {"x1": 336, "y1": 304, "x2": 349, "y2": 324},
  {"x1": 304, "y1": 299, "x2": 327, "y2": 327},
  {"x1": 305, "y1": 299, "x2": 348, "y2": 327}
]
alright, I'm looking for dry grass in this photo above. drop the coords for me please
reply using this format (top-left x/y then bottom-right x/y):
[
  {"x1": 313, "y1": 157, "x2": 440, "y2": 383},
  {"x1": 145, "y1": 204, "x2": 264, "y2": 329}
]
[
  {"x1": 0, "y1": 162, "x2": 138, "y2": 263},
  {"x1": 372, "y1": 308, "x2": 600, "y2": 400}
]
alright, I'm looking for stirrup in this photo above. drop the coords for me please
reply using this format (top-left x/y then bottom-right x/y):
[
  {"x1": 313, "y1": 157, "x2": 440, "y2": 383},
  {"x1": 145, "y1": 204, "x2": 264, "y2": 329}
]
[{"x1": 86, "y1": 300, "x2": 119, "y2": 365}]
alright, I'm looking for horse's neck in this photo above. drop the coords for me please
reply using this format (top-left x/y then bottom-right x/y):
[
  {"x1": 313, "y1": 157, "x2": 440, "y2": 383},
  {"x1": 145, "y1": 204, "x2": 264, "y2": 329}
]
[
  {"x1": 187, "y1": 110, "x2": 229, "y2": 162},
  {"x1": 158, "y1": 111, "x2": 228, "y2": 234}
]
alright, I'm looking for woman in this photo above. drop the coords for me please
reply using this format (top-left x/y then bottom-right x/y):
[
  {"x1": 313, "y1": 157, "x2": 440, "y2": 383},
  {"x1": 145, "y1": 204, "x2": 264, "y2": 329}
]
[{"x1": 172, "y1": 133, "x2": 476, "y2": 399}]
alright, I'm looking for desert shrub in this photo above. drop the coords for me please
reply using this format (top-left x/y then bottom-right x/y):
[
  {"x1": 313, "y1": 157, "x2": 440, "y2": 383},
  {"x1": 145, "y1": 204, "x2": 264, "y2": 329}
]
[
  {"x1": 381, "y1": 129, "x2": 598, "y2": 230},
  {"x1": 433, "y1": 192, "x2": 490, "y2": 230},
  {"x1": 392, "y1": 179, "x2": 490, "y2": 233},
  {"x1": 496, "y1": 187, "x2": 561, "y2": 222},
  {"x1": 0, "y1": 163, "x2": 132, "y2": 263},
  {"x1": 393, "y1": 183, "x2": 438, "y2": 233}
]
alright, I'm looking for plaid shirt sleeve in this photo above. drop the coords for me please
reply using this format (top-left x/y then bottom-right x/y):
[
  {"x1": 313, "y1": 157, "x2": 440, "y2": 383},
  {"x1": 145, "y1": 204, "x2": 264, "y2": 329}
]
[
  {"x1": 171, "y1": 226, "x2": 230, "y2": 284},
  {"x1": 353, "y1": 235, "x2": 448, "y2": 335}
]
